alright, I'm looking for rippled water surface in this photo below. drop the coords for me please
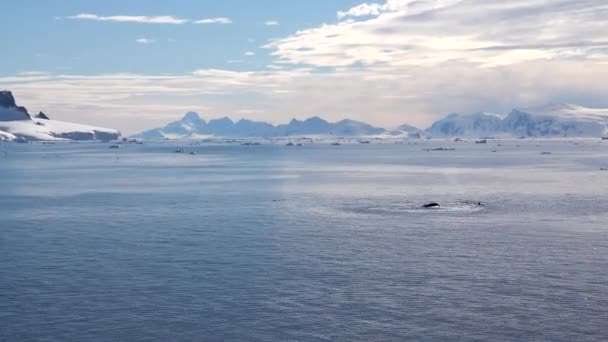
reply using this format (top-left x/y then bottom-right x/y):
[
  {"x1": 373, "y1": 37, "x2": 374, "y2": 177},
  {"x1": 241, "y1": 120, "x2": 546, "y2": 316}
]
[{"x1": 1, "y1": 140, "x2": 607, "y2": 341}]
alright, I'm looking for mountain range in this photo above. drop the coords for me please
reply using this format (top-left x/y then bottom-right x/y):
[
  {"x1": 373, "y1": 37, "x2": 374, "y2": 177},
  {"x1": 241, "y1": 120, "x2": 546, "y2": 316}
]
[
  {"x1": 427, "y1": 104, "x2": 608, "y2": 138},
  {"x1": 2, "y1": 89, "x2": 607, "y2": 141},
  {"x1": 131, "y1": 113, "x2": 387, "y2": 139},
  {"x1": 133, "y1": 103, "x2": 608, "y2": 139}
]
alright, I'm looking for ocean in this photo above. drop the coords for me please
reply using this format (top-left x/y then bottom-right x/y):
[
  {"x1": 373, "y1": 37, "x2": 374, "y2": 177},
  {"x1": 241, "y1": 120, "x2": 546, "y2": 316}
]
[{"x1": 1, "y1": 139, "x2": 607, "y2": 341}]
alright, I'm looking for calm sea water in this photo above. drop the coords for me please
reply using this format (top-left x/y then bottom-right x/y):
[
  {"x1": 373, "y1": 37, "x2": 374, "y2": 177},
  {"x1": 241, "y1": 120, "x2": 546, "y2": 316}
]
[{"x1": 1, "y1": 139, "x2": 607, "y2": 341}]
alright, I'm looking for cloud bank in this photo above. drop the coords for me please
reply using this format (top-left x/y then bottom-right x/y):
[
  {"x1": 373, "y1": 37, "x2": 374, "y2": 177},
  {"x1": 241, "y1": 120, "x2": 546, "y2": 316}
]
[
  {"x1": 3, "y1": 60, "x2": 607, "y2": 135},
  {"x1": 268, "y1": 0, "x2": 608, "y2": 68}
]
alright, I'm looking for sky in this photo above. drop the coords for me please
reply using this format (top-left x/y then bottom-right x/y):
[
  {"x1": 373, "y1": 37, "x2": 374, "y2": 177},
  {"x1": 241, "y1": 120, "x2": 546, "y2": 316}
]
[{"x1": 1, "y1": 0, "x2": 607, "y2": 134}]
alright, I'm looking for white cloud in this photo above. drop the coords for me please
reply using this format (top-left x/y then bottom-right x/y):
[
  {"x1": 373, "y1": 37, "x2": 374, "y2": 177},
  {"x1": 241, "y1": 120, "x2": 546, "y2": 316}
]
[
  {"x1": 268, "y1": 0, "x2": 608, "y2": 68},
  {"x1": 336, "y1": 0, "x2": 445, "y2": 19},
  {"x1": 194, "y1": 17, "x2": 232, "y2": 24},
  {"x1": 135, "y1": 38, "x2": 155, "y2": 44},
  {"x1": 3, "y1": 59, "x2": 608, "y2": 135},
  {"x1": 244, "y1": 51, "x2": 255, "y2": 56},
  {"x1": 18, "y1": 71, "x2": 49, "y2": 76},
  {"x1": 65, "y1": 14, "x2": 232, "y2": 25},
  {"x1": 337, "y1": 3, "x2": 383, "y2": 18},
  {"x1": 264, "y1": 20, "x2": 280, "y2": 26},
  {"x1": 67, "y1": 13, "x2": 189, "y2": 24}
]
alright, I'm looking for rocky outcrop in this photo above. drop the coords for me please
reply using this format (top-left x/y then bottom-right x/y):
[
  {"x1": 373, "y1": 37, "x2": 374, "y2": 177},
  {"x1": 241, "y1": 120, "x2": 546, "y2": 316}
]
[
  {"x1": 36, "y1": 112, "x2": 50, "y2": 120},
  {"x1": 0, "y1": 90, "x2": 17, "y2": 108},
  {"x1": 0, "y1": 90, "x2": 31, "y2": 120}
]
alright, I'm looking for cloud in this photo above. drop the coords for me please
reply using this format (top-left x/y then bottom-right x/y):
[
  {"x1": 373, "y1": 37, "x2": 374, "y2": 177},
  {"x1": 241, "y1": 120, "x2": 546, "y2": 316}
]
[
  {"x1": 3, "y1": 58, "x2": 608, "y2": 135},
  {"x1": 135, "y1": 38, "x2": 155, "y2": 44},
  {"x1": 65, "y1": 14, "x2": 233, "y2": 25},
  {"x1": 336, "y1": 0, "x2": 438, "y2": 18},
  {"x1": 264, "y1": 20, "x2": 280, "y2": 26},
  {"x1": 67, "y1": 13, "x2": 189, "y2": 24},
  {"x1": 18, "y1": 71, "x2": 49, "y2": 76},
  {"x1": 193, "y1": 17, "x2": 232, "y2": 24},
  {"x1": 337, "y1": 3, "x2": 384, "y2": 18},
  {"x1": 268, "y1": 0, "x2": 608, "y2": 67},
  {"x1": 244, "y1": 51, "x2": 255, "y2": 56}
]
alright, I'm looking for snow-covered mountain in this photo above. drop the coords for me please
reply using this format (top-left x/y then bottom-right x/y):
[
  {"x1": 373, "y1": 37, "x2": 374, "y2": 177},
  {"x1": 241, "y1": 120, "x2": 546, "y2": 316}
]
[
  {"x1": 380, "y1": 124, "x2": 428, "y2": 139},
  {"x1": 0, "y1": 90, "x2": 121, "y2": 142},
  {"x1": 426, "y1": 104, "x2": 608, "y2": 137},
  {"x1": 426, "y1": 112, "x2": 504, "y2": 137},
  {"x1": 503, "y1": 104, "x2": 608, "y2": 137},
  {"x1": 132, "y1": 112, "x2": 385, "y2": 139}
]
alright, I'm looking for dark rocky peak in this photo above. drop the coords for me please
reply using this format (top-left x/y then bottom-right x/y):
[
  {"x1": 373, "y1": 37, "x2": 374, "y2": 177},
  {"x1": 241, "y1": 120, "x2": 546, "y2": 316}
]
[
  {"x1": 0, "y1": 90, "x2": 17, "y2": 108},
  {"x1": 36, "y1": 111, "x2": 50, "y2": 120},
  {"x1": 0, "y1": 90, "x2": 31, "y2": 120}
]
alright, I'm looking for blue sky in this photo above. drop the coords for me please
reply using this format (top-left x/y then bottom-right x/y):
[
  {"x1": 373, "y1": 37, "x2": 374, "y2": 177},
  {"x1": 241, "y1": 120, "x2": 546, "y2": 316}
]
[
  {"x1": 1, "y1": 0, "x2": 360, "y2": 75},
  {"x1": 1, "y1": 0, "x2": 607, "y2": 134}
]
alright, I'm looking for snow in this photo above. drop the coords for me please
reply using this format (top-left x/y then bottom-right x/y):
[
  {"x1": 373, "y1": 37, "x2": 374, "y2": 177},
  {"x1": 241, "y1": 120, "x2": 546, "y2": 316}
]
[
  {"x1": 503, "y1": 105, "x2": 608, "y2": 137},
  {"x1": 0, "y1": 129, "x2": 16, "y2": 141},
  {"x1": 426, "y1": 112, "x2": 504, "y2": 137},
  {"x1": 428, "y1": 105, "x2": 608, "y2": 138},
  {"x1": 0, "y1": 119, "x2": 121, "y2": 141},
  {"x1": 517, "y1": 103, "x2": 608, "y2": 123},
  {"x1": 132, "y1": 103, "x2": 608, "y2": 140}
]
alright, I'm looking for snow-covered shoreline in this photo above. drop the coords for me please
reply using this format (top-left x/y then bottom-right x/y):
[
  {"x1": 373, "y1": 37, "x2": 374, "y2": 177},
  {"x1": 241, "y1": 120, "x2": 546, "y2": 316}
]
[
  {"x1": 0, "y1": 119, "x2": 121, "y2": 141},
  {"x1": 0, "y1": 90, "x2": 121, "y2": 142}
]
